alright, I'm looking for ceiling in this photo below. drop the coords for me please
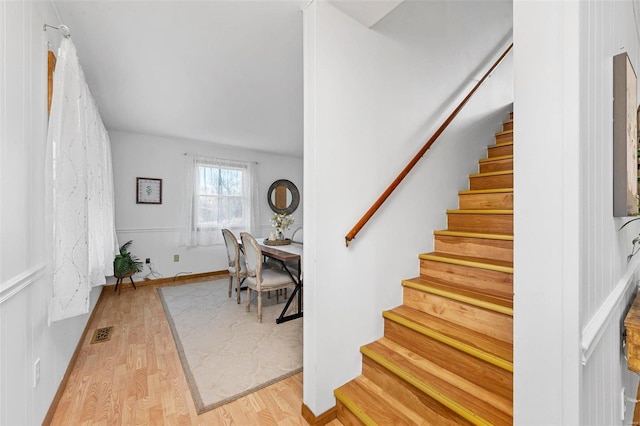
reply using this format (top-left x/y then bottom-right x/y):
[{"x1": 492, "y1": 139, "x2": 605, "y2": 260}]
[{"x1": 54, "y1": 1, "x2": 305, "y2": 157}]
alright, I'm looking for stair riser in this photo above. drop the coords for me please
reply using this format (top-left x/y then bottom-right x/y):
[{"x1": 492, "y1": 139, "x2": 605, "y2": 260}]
[
  {"x1": 495, "y1": 132, "x2": 513, "y2": 144},
  {"x1": 361, "y1": 358, "x2": 474, "y2": 426},
  {"x1": 434, "y1": 235, "x2": 513, "y2": 262},
  {"x1": 402, "y1": 286, "x2": 513, "y2": 343},
  {"x1": 362, "y1": 346, "x2": 512, "y2": 425},
  {"x1": 384, "y1": 319, "x2": 513, "y2": 399},
  {"x1": 419, "y1": 259, "x2": 513, "y2": 299},
  {"x1": 479, "y1": 158, "x2": 513, "y2": 173},
  {"x1": 458, "y1": 192, "x2": 513, "y2": 210},
  {"x1": 447, "y1": 213, "x2": 513, "y2": 234},
  {"x1": 469, "y1": 174, "x2": 513, "y2": 191},
  {"x1": 488, "y1": 144, "x2": 512, "y2": 158},
  {"x1": 503, "y1": 121, "x2": 513, "y2": 131}
]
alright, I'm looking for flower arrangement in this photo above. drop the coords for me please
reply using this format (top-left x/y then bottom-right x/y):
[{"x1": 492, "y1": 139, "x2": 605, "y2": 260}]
[{"x1": 271, "y1": 213, "x2": 294, "y2": 240}]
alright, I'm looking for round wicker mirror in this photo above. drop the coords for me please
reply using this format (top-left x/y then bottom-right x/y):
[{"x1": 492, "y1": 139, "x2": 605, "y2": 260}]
[{"x1": 267, "y1": 179, "x2": 299, "y2": 215}]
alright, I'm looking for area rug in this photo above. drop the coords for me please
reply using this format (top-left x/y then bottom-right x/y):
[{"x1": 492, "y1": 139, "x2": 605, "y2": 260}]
[{"x1": 158, "y1": 279, "x2": 303, "y2": 413}]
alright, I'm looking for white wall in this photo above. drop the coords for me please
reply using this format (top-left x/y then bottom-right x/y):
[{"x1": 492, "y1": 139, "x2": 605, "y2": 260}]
[
  {"x1": 303, "y1": 0, "x2": 513, "y2": 414},
  {"x1": 0, "y1": 1, "x2": 102, "y2": 424},
  {"x1": 578, "y1": 1, "x2": 640, "y2": 424},
  {"x1": 109, "y1": 130, "x2": 303, "y2": 279},
  {"x1": 513, "y1": 2, "x2": 581, "y2": 422},
  {"x1": 514, "y1": 1, "x2": 640, "y2": 424}
]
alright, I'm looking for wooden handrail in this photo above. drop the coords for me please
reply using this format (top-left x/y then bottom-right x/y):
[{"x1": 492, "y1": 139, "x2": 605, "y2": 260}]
[{"x1": 345, "y1": 43, "x2": 513, "y2": 247}]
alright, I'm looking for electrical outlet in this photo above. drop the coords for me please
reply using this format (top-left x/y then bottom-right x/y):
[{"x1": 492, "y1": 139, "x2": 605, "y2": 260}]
[
  {"x1": 33, "y1": 358, "x2": 40, "y2": 388},
  {"x1": 173, "y1": 254, "x2": 179, "y2": 262},
  {"x1": 145, "y1": 258, "x2": 150, "y2": 264},
  {"x1": 622, "y1": 387, "x2": 626, "y2": 421}
]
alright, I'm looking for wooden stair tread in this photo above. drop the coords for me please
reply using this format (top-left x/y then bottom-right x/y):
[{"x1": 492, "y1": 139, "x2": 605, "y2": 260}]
[
  {"x1": 335, "y1": 376, "x2": 427, "y2": 425},
  {"x1": 495, "y1": 129, "x2": 513, "y2": 137},
  {"x1": 363, "y1": 338, "x2": 513, "y2": 425},
  {"x1": 447, "y1": 209, "x2": 513, "y2": 214},
  {"x1": 386, "y1": 305, "x2": 513, "y2": 364},
  {"x1": 334, "y1": 375, "x2": 459, "y2": 425},
  {"x1": 459, "y1": 188, "x2": 513, "y2": 195},
  {"x1": 402, "y1": 276, "x2": 513, "y2": 314},
  {"x1": 469, "y1": 170, "x2": 513, "y2": 178},
  {"x1": 478, "y1": 155, "x2": 513, "y2": 163},
  {"x1": 488, "y1": 141, "x2": 513, "y2": 148},
  {"x1": 420, "y1": 252, "x2": 513, "y2": 273},
  {"x1": 433, "y1": 230, "x2": 514, "y2": 241}
]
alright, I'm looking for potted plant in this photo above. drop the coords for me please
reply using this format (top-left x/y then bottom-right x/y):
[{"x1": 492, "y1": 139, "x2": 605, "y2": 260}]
[{"x1": 114, "y1": 240, "x2": 143, "y2": 278}]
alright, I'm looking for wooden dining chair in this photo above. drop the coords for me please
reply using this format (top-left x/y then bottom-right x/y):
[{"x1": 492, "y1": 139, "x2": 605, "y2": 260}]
[
  {"x1": 222, "y1": 229, "x2": 247, "y2": 304},
  {"x1": 240, "y1": 232, "x2": 295, "y2": 322}
]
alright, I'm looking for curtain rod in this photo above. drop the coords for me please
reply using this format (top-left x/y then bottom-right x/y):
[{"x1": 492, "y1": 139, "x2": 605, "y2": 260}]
[
  {"x1": 43, "y1": 24, "x2": 71, "y2": 39},
  {"x1": 183, "y1": 153, "x2": 258, "y2": 165}
]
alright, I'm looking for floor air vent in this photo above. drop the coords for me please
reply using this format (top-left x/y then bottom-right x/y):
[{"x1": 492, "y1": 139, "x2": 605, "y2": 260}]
[{"x1": 91, "y1": 326, "x2": 114, "y2": 344}]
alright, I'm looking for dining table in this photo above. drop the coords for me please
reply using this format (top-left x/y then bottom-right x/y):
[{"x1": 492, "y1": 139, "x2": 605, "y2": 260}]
[{"x1": 256, "y1": 238, "x2": 303, "y2": 324}]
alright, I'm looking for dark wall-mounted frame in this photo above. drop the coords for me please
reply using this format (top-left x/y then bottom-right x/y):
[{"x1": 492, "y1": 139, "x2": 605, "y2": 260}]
[
  {"x1": 613, "y1": 52, "x2": 638, "y2": 217},
  {"x1": 136, "y1": 177, "x2": 162, "y2": 204}
]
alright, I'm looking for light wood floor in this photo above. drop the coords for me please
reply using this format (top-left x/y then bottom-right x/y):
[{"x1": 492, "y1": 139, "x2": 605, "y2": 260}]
[{"x1": 48, "y1": 278, "x2": 341, "y2": 425}]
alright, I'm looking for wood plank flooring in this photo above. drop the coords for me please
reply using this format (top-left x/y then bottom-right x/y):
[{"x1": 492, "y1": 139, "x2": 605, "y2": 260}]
[{"x1": 48, "y1": 278, "x2": 341, "y2": 425}]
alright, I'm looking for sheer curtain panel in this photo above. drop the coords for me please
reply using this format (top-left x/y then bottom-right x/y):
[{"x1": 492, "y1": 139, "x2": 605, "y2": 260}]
[
  {"x1": 182, "y1": 155, "x2": 258, "y2": 246},
  {"x1": 45, "y1": 38, "x2": 118, "y2": 323}
]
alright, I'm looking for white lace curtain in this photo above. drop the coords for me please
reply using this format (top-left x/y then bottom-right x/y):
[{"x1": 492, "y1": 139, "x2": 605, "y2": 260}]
[
  {"x1": 182, "y1": 155, "x2": 258, "y2": 246},
  {"x1": 45, "y1": 38, "x2": 118, "y2": 323}
]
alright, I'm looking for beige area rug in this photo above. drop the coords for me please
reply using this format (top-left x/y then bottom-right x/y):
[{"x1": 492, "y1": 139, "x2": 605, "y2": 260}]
[{"x1": 158, "y1": 279, "x2": 303, "y2": 413}]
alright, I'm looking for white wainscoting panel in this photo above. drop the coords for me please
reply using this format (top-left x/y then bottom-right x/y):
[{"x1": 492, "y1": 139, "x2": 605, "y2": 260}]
[
  {"x1": 578, "y1": 1, "x2": 640, "y2": 424},
  {"x1": 581, "y1": 254, "x2": 640, "y2": 365},
  {"x1": 0, "y1": 265, "x2": 45, "y2": 305}
]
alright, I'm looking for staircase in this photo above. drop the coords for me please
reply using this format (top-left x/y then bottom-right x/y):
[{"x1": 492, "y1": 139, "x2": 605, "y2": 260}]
[{"x1": 334, "y1": 113, "x2": 514, "y2": 425}]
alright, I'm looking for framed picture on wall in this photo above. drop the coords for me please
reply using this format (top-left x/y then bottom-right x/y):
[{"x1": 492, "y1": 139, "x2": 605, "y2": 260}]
[
  {"x1": 136, "y1": 177, "x2": 162, "y2": 204},
  {"x1": 613, "y1": 52, "x2": 639, "y2": 216}
]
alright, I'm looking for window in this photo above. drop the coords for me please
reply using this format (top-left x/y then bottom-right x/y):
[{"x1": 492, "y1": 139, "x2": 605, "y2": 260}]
[
  {"x1": 183, "y1": 156, "x2": 256, "y2": 247},
  {"x1": 196, "y1": 163, "x2": 247, "y2": 229}
]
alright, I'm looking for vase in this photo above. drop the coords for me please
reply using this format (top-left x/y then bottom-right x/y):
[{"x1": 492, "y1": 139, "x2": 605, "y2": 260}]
[{"x1": 276, "y1": 229, "x2": 285, "y2": 240}]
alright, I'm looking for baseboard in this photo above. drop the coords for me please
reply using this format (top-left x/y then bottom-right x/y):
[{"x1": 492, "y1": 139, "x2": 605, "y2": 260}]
[
  {"x1": 104, "y1": 270, "x2": 228, "y2": 290},
  {"x1": 42, "y1": 287, "x2": 107, "y2": 425},
  {"x1": 301, "y1": 403, "x2": 337, "y2": 425}
]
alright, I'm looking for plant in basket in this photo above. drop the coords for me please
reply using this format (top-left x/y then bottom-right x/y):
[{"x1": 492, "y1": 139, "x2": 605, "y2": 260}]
[{"x1": 114, "y1": 240, "x2": 143, "y2": 278}]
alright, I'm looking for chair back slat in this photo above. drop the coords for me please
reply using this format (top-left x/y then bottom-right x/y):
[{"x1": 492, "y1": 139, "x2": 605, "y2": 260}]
[
  {"x1": 222, "y1": 229, "x2": 249, "y2": 304},
  {"x1": 222, "y1": 229, "x2": 240, "y2": 267},
  {"x1": 240, "y1": 232, "x2": 262, "y2": 286},
  {"x1": 291, "y1": 226, "x2": 303, "y2": 244}
]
